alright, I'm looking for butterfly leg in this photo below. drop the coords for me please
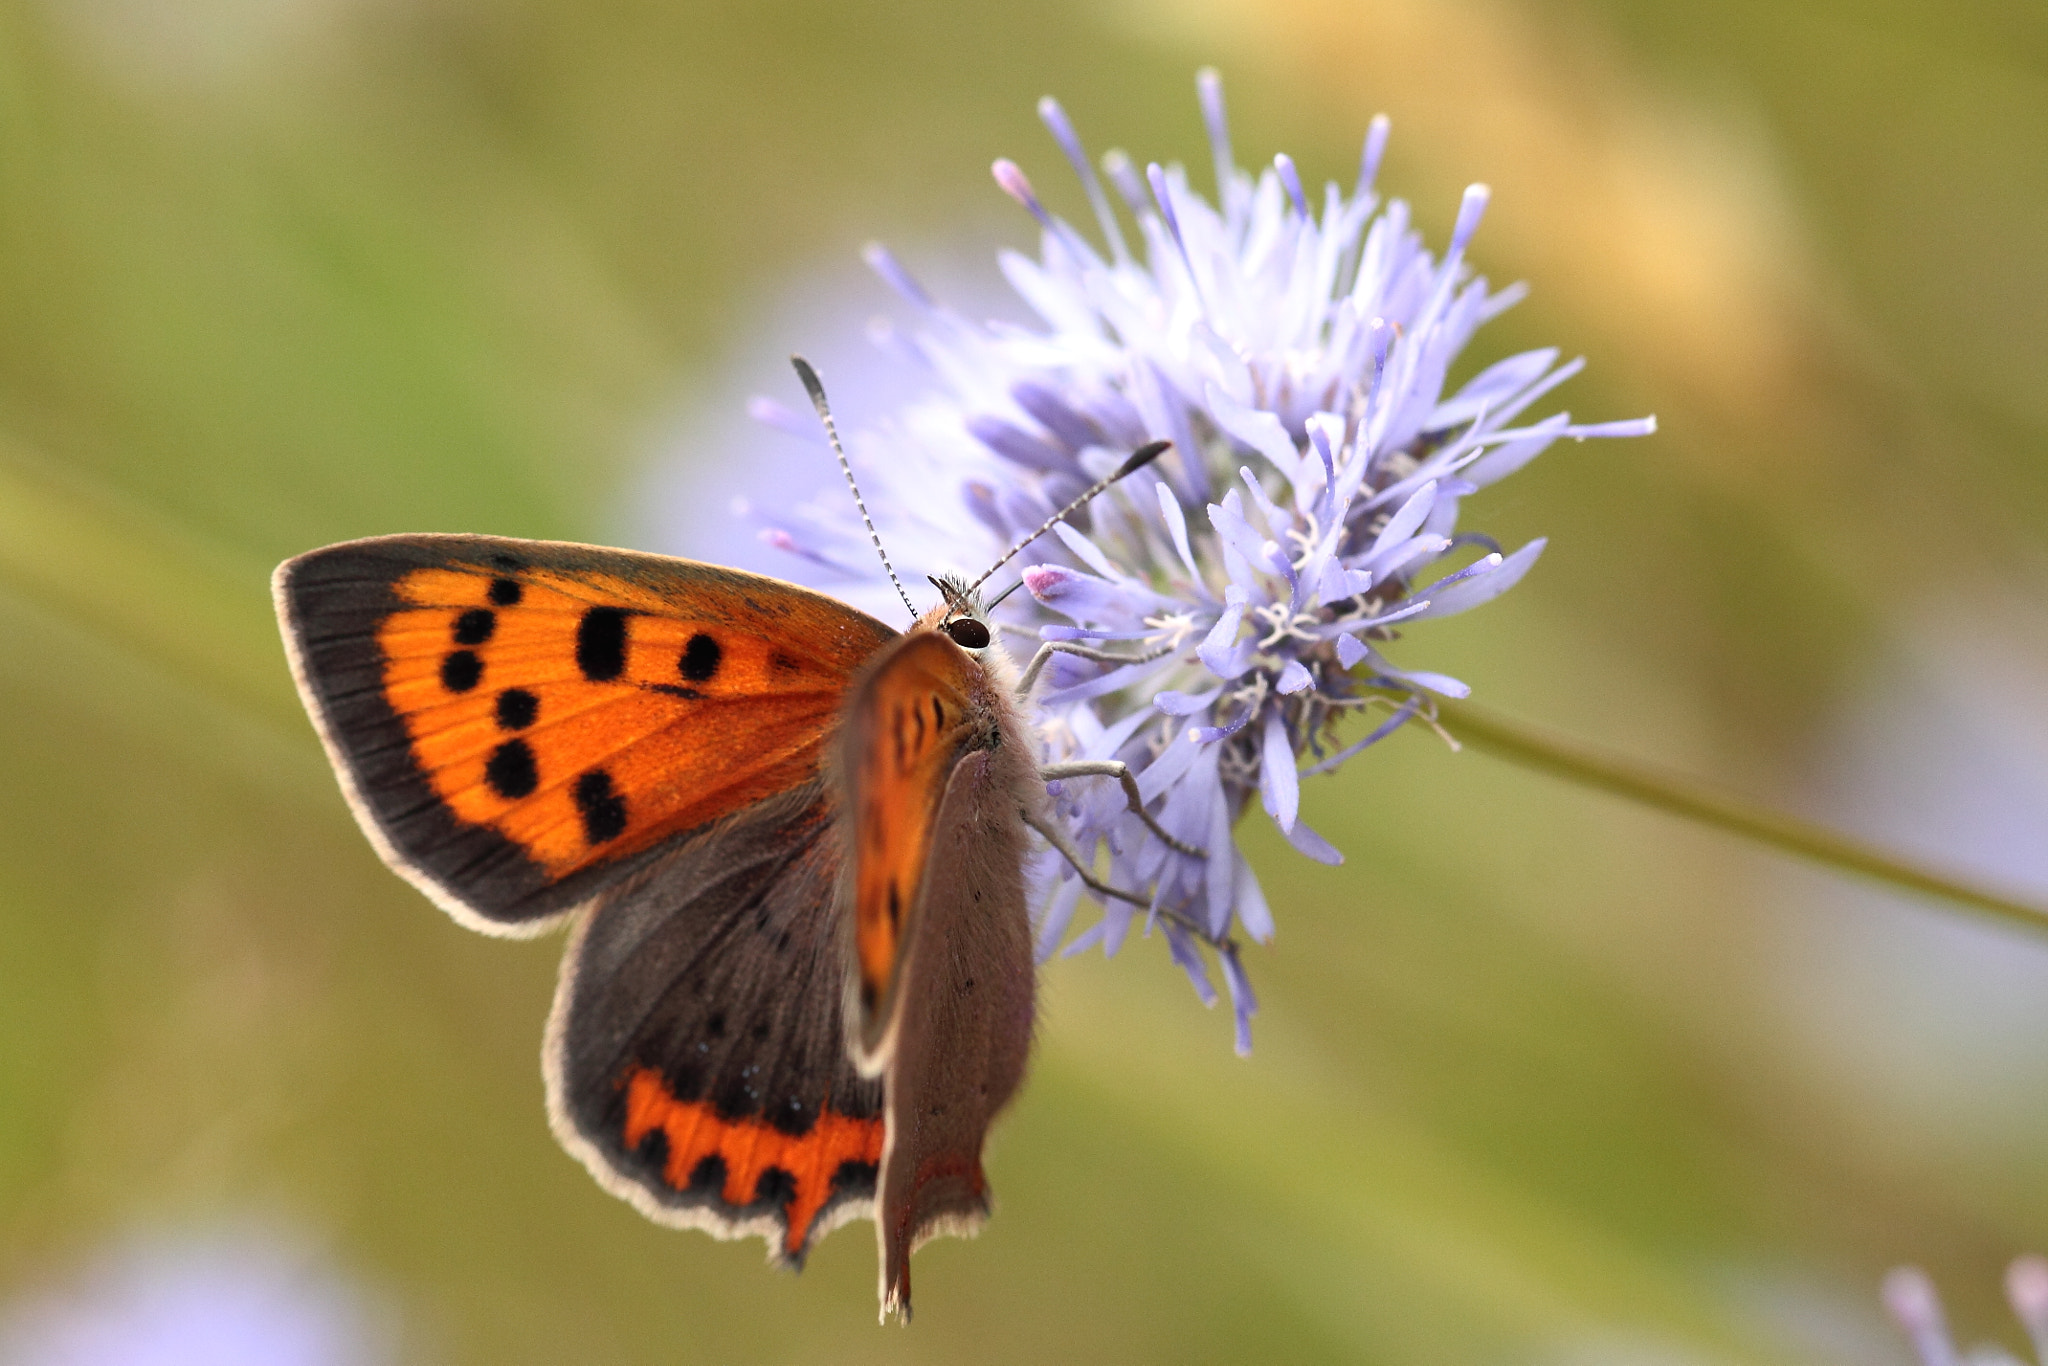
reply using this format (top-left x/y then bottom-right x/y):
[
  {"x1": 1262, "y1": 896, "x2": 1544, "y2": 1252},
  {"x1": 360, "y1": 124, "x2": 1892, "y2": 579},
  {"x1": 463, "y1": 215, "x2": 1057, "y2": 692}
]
[
  {"x1": 1022, "y1": 809, "x2": 1151, "y2": 909},
  {"x1": 1015, "y1": 641, "x2": 1174, "y2": 699},
  {"x1": 1039, "y1": 760, "x2": 1206, "y2": 858}
]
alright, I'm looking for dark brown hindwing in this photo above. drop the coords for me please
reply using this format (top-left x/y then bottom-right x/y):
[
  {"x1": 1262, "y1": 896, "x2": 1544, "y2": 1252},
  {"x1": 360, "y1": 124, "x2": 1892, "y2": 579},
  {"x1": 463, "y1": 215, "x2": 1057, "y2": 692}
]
[{"x1": 546, "y1": 783, "x2": 883, "y2": 1266}]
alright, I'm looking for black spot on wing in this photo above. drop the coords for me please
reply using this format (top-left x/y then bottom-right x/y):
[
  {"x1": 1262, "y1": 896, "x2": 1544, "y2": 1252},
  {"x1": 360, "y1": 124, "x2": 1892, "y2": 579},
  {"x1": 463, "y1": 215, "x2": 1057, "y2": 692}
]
[
  {"x1": 687, "y1": 1154, "x2": 726, "y2": 1192},
  {"x1": 634, "y1": 1124, "x2": 670, "y2": 1169},
  {"x1": 754, "y1": 1166, "x2": 796, "y2": 1209},
  {"x1": 441, "y1": 650, "x2": 483, "y2": 692},
  {"x1": 452, "y1": 608, "x2": 495, "y2": 645},
  {"x1": 574, "y1": 769, "x2": 628, "y2": 844},
  {"x1": 774, "y1": 1093, "x2": 813, "y2": 1135},
  {"x1": 495, "y1": 688, "x2": 538, "y2": 730},
  {"x1": 716, "y1": 1068, "x2": 761, "y2": 1118},
  {"x1": 576, "y1": 607, "x2": 629, "y2": 681},
  {"x1": 680, "y1": 633, "x2": 722, "y2": 683},
  {"x1": 832, "y1": 1160, "x2": 879, "y2": 1197},
  {"x1": 486, "y1": 739, "x2": 539, "y2": 798},
  {"x1": 488, "y1": 577, "x2": 522, "y2": 605}
]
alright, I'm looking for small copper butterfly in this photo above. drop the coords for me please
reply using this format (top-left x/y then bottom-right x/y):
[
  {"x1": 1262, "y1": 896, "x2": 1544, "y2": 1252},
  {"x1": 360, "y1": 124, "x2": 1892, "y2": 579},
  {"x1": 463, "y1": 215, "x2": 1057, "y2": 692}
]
[{"x1": 273, "y1": 359, "x2": 1176, "y2": 1319}]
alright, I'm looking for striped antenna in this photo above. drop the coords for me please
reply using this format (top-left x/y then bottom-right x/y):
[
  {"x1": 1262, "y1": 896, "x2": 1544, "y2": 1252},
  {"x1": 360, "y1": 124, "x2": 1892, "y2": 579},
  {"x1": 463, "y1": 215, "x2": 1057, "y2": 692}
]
[
  {"x1": 963, "y1": 440, "x2": 1171, "y2": 597},
  {"x1": 790, "y1": 356, "x2": 917, "y2": 621}
]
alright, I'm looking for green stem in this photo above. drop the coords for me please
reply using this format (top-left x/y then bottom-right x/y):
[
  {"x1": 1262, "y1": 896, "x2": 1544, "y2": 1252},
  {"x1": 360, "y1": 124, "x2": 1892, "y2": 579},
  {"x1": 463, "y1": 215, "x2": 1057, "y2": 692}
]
[{"x1": 1434, "y1": 699, "x2": 2048, "y2": 936}]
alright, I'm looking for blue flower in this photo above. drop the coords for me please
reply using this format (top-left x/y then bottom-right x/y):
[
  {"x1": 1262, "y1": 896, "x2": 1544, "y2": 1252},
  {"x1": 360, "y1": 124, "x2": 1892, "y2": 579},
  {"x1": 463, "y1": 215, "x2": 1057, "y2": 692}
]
[
  {"x1": 0, "y1": 1228, "x2": 390, "y2": 1366},
  {"x1": 746, "y1": 71, "x2": 1654, "y2": 1053}
]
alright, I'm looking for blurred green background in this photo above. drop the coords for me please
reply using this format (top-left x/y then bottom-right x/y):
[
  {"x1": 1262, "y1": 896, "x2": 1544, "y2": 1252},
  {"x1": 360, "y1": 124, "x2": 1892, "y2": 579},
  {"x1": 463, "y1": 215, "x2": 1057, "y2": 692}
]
[{"x1": 2, "y1": 0, "x2": 2046, "y2": 1360}]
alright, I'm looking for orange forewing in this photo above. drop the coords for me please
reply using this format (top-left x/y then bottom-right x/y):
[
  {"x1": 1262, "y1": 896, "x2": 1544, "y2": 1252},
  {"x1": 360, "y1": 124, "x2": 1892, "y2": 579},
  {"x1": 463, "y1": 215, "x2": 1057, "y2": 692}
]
[
  {"x1": 621, "y1": 1067, "x2": 883, "y2": 1259},
  {"x1": 376, "y1": 558, "x2": 891, "y2": 882},
  {"x1": 839, "y1": 631, "x2": 982, "y2": 1038}
]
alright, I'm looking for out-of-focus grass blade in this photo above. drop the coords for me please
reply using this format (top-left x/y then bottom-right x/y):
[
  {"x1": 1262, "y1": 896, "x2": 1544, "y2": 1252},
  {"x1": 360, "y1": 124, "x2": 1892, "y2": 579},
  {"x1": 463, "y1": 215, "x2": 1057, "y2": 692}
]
[{"x1": 0, "y1": 443, "x2": 302, "y2": 735}]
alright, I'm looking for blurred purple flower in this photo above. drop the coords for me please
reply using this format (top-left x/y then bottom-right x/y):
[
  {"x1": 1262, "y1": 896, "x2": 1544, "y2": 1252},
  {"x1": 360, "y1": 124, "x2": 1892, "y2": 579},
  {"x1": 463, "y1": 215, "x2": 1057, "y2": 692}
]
[
  {"x1": 743, "y1": 71, "x2": 1653, "y2": 1051},
  {"x1": 1885, "y1": 1257, "x2": 2048, "y2": 1366},
  {"x1": 0, "y1": 1229, "x2": 390, "y2": 1366}
]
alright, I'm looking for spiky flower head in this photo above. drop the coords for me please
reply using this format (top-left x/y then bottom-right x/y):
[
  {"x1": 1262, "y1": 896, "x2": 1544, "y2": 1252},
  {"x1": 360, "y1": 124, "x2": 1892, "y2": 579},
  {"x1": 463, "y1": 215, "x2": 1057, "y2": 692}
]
[{"x1": 744, "y1": 71, "x2": 1655, "y2": 1052}]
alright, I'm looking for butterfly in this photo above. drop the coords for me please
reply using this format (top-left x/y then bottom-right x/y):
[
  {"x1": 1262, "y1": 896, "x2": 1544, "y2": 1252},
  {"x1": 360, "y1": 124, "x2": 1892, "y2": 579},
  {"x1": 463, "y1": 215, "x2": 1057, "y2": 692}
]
[{"x1": 271, "y1": 360, "x2": 1188, "y2": 1320}]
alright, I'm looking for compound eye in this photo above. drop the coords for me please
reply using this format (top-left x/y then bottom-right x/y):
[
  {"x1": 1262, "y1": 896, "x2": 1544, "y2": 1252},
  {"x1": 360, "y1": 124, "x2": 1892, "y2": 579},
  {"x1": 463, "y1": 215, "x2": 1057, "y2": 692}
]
[{"x1": 944, "y1": 618, "x2": 991, "y2": 650}]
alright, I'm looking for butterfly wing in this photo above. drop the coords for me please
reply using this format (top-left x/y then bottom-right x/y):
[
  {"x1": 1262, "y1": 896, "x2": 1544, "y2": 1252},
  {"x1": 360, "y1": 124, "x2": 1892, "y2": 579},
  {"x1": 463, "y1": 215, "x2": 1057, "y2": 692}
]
[
  {"x1": 836, "y1": 630, "x2": 1039, "y2": 1320},
  {"x1": 545, "y1": 780, "x2": 885, "y2": 1267},
  {"x1": 836, "y1": 630, "x2": 992, "y2": 1064},
  {"x1": 274, "y1": 534, "x2": 896, "y2": 933}
]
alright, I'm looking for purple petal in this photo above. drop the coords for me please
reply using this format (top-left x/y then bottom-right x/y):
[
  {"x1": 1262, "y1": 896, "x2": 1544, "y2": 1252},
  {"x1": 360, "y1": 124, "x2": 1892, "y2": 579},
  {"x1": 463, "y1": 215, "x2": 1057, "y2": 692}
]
[
  {"x1": 1035, "y1": 877, "x2": 1086, "y2": 962},
  {"x1": 1164, "y1": 926, "x2": 1219, "y2": 1007},
  {"x1": 1155, "y1": 688, "x2": 1222, "y2": 716},
  {"x1": 1101, "y1": 148, "x2": 1149, "y2": 216},
  {"x1": 1043, "y1": 658, "x2": 1176, "y2": 707},
  {"x1": 969, "y1": 414, "x2": 1073, "y2": 472},
  {"x1": 1039, "y1": 624, "x2": 1156, "y2": 642},
  {"x1": 1882, "y1": 1268, "x2": 1959, "y2": 1366},
  {"x1": 1238, "y1": 466, "x2": 1288, "y2": 537},
  {"x1": 1385, "y1": 666, "x2": 1470, "y2": 698},
  {"x1": 1024, "y1": 564, "x2": 1147, "y2": 624},
  {"x1": 1188, "y1": 708, "x2": 1252, "y2": 744},
  {"x1": 1059, "y1": 921, "x2": 1107, "y2": 959},
  {"x1": 992, "y1": 158, "x2": 1054, "y2": 229},
  {"x1": 1411, "y1": 540, "x2": 1544, "y2": 618},
  {"x1": 1363, "y1": 480, "x2": 1438, "y2": 563},
  {"x1": 1357, "y1": 113, "x2": 1391, "y2": 197},
  {"x1": 1197, "y1": 591, "x2": 1252, "y2": 680},
  {"x1": 1036, "y1": 96, "x2": 1130, "y2": 264},
  {"x1": 1567, "y1": 417, "x2": 1658, "y2": 439},
  {"x1": 1099, "y1": 899, "x2": 1135, "y2": 957},
  {"x1": 1275, "y1": 660, "x2": 1314, "y2": 694},
  {"x1": 1136, "y1": 730, "x2": 1206, "y2": 805},
  {"x1": 1300, "y1": 699, "x2": 1421, "y2": 776},
  {"x1": 1146, "y1": 162, "x2": 1198, "y2": 282},
  {"x1": 1157, "y1": 483, "x2": 1202, "y2": 581},
  {"x1": 1195, "y1": 66, "x2": 1235, "y2": 206},
  {"x1": 1013, "y1": 380, "x2": 1103, "y2": 452},
  {"x1": 1234, "y1": 857, "x2": 1275, "y2": 943},
  {"x1": 1204, "y1": 771, "x2": 1234, "y2": 937},
  {"x1": 1315, "y1": 556, "x2": 1352, "y2": 603},
  {"x1": 1449, "y1": 182, "x2": 1490, "y2": 255},
  {"x1": 1051, "y1": 520, "x2": 1125, "y2": 580},
  {"x1": 1259, "y1": 707, "x2": 1299, "y2": 833},
  {"x1": 860, "y1": 242, "x2": 937, "y2": 310},
  {"x1": 1463, "y1": 413, "x2": 1568, "y2": 487},
  {"x1": 1204, "y1": 383, "x2": 1303, "y2": 483},
  {"x1": 1285, "y1": 818, "x2": 1345, "y2": 865},
  {"x1": 1274, "y1": 153, "x2": 1309, "y2": 219},
  {"x1": 1219, "y1": 944, "x2": 1259, "y2": 1056},
  {"x1": 1208, "y1": 493, "x2": 1274, "y2": 579}
]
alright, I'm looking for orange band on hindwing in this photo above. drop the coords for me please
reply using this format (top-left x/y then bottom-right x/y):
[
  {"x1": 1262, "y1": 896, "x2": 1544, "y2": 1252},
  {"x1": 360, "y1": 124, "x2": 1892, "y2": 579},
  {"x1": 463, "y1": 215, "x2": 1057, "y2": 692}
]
[{"x1": 623, "y1": 1068, "x2": 884, "y2": 1258}]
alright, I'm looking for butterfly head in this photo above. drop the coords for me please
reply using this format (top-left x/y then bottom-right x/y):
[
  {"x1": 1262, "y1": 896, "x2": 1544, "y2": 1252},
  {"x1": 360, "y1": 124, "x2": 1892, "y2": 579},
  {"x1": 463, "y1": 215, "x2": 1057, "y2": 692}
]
[{"x1": 922, "y1": 574, "x2": 996, "y2": 654}]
